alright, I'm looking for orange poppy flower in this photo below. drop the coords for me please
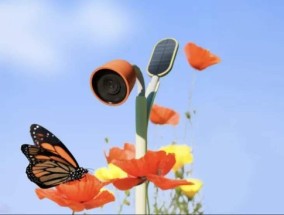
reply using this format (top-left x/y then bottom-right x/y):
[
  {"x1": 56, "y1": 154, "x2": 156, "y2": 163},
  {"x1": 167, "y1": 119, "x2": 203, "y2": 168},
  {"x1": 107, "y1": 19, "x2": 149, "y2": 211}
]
[
  {"x1": 105, "y1": 143, "x2": 135, "y2": 163},
  {"x1": 150, "y1": 104, "x2": 180, "y2": 125},
  {"x1": 111, "y1": 151, "x2": 192, "y2": 190},
  {"x1": 184, "y1": 42, "x2": 221, "y2": 71},
  {"x1": 35, "y1": 174, "x2": 115, "y2": 212}
]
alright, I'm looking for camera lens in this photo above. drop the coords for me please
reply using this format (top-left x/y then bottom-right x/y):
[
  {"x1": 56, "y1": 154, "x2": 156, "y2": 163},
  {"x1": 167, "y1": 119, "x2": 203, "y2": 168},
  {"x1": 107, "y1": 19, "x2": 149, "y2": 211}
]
[
  {"x1": 102, "y1": 75, "x2": 121, "y2": 95},
  {"x1": 91, "y1": 69, "x2": 127, "y2": 104}
]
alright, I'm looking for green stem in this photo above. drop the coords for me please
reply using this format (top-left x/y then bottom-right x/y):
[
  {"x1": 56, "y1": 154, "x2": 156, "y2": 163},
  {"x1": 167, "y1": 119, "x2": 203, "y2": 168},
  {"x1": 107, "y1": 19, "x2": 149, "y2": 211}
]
[{"x1": 146, "y1": 182, "x2": 150, "y2": 214}]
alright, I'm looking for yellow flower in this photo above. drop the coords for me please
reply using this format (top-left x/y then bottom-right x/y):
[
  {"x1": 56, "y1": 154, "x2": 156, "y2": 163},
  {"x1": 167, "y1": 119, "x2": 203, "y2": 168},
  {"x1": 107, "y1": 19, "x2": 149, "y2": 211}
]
[
  {"x1": 95, "y1": 163, "x2": 127, "y2": 182},
  {"x1": 160, "y1": 144, "x2": 193, "y2": 171},
  {"x1": 179, "y1": 178, "x2": 203, "y2": 199}
]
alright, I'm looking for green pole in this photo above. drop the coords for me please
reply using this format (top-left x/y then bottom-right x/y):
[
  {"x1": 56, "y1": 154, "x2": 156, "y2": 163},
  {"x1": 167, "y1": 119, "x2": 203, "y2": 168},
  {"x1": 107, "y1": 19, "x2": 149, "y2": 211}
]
[
  {"x1": 135, "y1": 95, "x2": 147, "y2": 214},
  {"x1": 134, "y1": 66, "x2": 160, "y2": 214}
]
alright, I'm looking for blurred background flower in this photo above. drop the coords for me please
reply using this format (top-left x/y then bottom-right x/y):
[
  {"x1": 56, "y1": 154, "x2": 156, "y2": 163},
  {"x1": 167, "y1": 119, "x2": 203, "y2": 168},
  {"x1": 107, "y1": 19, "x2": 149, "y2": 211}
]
[
  {"x1": 95, "y1": 163, "x2": 128, "y2": 182},
  {"x1": 184, "y1": 42, "x2": 221, "y2": 71},
  {"x1": 160, "y1": 144, "x2": 193, "y2": 172},
  {"x1": 179, "y1": 178, "x2": 203, "y2": 199},
  {"x1": 150, "y1": 104, "x2": 180, "y2": 126}
]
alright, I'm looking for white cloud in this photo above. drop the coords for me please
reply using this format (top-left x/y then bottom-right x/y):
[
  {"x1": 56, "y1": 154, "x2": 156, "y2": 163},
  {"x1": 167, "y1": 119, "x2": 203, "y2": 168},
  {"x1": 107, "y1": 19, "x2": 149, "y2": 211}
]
[
  {"x1": 75, "y1": 1, "x2": 132, "y2": 47},
  {"x1": 0, "y1": 1, "x2": 133, "y2": 75},
  {"x1": 0, "y1": 2, "x2": 61, "y2": 74}
]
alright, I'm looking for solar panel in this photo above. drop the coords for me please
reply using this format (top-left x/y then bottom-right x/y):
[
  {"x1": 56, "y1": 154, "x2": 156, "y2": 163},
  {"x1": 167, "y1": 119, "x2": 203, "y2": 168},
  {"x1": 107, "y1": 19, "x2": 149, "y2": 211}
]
[{"x1": 147, "y1": 38, "x2": 179, "y2": 77}]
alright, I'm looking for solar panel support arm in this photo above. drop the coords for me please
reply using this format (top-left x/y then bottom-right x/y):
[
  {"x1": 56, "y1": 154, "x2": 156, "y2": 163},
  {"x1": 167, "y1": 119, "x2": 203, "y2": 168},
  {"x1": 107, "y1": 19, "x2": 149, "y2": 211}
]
[{"x1": 146, "y1": 75, "x2": 160, "y2": 120}]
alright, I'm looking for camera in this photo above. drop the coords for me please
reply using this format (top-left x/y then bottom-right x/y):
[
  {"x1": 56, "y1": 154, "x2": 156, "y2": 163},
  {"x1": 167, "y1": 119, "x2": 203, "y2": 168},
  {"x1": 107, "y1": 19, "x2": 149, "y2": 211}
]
[{"x1": 90, "y1": 59, "x2": 137, "y2": 106}]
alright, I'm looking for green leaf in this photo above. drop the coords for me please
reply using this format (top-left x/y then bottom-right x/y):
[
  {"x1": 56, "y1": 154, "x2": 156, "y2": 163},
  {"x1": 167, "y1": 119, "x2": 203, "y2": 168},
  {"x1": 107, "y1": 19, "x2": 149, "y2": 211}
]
[{"x1": 185, "y1": 111, "x2": 191, "y2": 119}]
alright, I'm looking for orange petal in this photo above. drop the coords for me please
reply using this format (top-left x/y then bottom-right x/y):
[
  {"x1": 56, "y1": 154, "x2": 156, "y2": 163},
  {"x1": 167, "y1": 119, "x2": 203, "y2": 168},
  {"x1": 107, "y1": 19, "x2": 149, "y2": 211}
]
[
  {"x1": 106, "y1": 143, "x2": 135, "y2": 163},
  {"x1": 184, "y1": 42, "x2": 221, "y2": 71},
  {"x1": 112, "y1": 155, "x2": 148, "y2": 177},
  {"x1": 112, "y1": 177, "x2": 146, "y2": 190},
  {"x1": 36, "y1": 188, "x2": 60, "y2": 201},
  {"x1": 35, "y1": 174, "x2": 109, "y2": 212},
  {"x1": 153, "y1": 152, "x2": 176, "y2": 175},
  {"x1": 150, "y1": 104, "x2": 180, "y2": 125},
  {"x1": 64, "y1": 201, "x2": 86, "y2": 212},
  {"x1": 143, "y1": 151, "x2": 175, "y2": 175},
  {"x1": 84, "y1": 190, "x2": 115, "y2": 209},
  {"x1": 56, "y1": 174, "x2": 102, "y2": 202},
  {"x1": 112, "y1": 151, "x2": 175, "y2": 177},
  {"x1": 35, "y1": 188, "x2": 85, "y2": 212},
  {"x1": 147, "y1": 174, "x2": 193, "y2": 190}
]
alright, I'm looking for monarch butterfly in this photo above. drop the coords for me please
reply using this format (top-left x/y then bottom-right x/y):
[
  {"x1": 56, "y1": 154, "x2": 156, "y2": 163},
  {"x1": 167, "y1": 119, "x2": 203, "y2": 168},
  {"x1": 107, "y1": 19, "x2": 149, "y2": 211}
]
[{"x1": 21, "y1": 124, "x2": 88, "y2": 188}]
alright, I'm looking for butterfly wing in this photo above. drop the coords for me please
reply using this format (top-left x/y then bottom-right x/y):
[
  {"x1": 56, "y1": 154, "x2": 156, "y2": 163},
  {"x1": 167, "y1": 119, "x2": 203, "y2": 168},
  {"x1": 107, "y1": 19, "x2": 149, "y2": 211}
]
[
  {"x1": 21, "y1": 144, "x2": 77, "y2": 167},
  {"x1": 21, "y1": 124, "x2": 87, "y2": 188},
  {"x1": 26, "y1": 160, "x2": 77, "y2": 188},
  {"x1": 30, "y1": 124, "x2": 79, "y2": 168}
]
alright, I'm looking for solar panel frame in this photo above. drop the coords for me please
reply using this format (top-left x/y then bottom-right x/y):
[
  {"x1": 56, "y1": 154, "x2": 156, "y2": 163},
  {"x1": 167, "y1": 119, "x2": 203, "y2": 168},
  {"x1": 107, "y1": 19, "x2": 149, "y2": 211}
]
[{"x1": 147, "y1": 38, "x2": 179, "y2": 77}]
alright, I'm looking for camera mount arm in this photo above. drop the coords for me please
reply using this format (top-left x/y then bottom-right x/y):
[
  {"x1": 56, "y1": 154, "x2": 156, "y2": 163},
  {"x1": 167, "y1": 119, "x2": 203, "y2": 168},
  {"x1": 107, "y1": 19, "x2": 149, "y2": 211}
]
[{"x1": 133, "y1": 65, "x2": 145, "y2": 97}]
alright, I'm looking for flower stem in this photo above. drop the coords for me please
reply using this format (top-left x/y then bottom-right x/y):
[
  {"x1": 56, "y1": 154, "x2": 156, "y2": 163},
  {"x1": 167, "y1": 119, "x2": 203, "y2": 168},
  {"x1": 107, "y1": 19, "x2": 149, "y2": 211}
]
[{"x1": 146, "y1": 182, "x2": 150, "y2": 214}]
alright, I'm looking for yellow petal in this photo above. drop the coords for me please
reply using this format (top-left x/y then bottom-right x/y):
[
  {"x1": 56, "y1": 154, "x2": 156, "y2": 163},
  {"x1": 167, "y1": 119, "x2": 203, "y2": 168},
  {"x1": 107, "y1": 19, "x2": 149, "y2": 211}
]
[
  {"x1": 160, "y1": 144, "x2": 193, "y2": 171},
  {"x1": 94, "y1": 163, "x2": 127, "y2": 182},
  {"x1": 179, "y1": 178, "x2": 203, "y2": 198}
]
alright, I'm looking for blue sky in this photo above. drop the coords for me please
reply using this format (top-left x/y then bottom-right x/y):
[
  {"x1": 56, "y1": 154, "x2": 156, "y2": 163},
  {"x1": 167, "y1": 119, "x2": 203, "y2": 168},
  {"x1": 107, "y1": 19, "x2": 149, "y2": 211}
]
[{"x1": 1, "y1": 0, "x2": 284, "y2": 214}]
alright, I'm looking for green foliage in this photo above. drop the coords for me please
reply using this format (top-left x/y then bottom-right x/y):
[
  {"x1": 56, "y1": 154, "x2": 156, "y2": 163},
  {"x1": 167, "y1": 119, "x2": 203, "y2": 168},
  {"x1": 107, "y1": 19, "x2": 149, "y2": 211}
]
[
  {"x1": 185, "y1": 111, "x2": 191, "y2": 120},
  {"x1": 118, "y1": 190, "x2": 131, "y2": 214},
  {"x1": 152, "y1": 168, "x2": 203, "y2": 215}
]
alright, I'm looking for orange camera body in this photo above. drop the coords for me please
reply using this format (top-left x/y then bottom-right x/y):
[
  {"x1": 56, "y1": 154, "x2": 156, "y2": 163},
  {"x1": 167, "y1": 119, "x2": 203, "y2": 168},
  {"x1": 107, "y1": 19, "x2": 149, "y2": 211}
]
[{"x1": 90, "y1": 59, "x2": 136, "y2": 106}]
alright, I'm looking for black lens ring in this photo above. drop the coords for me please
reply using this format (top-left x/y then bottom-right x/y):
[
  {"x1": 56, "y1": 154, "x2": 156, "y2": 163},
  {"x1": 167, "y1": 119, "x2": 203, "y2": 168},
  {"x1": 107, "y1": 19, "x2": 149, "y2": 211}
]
[{"x1": 92, "y1": 69, "x2": 127, "y2": 104}]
